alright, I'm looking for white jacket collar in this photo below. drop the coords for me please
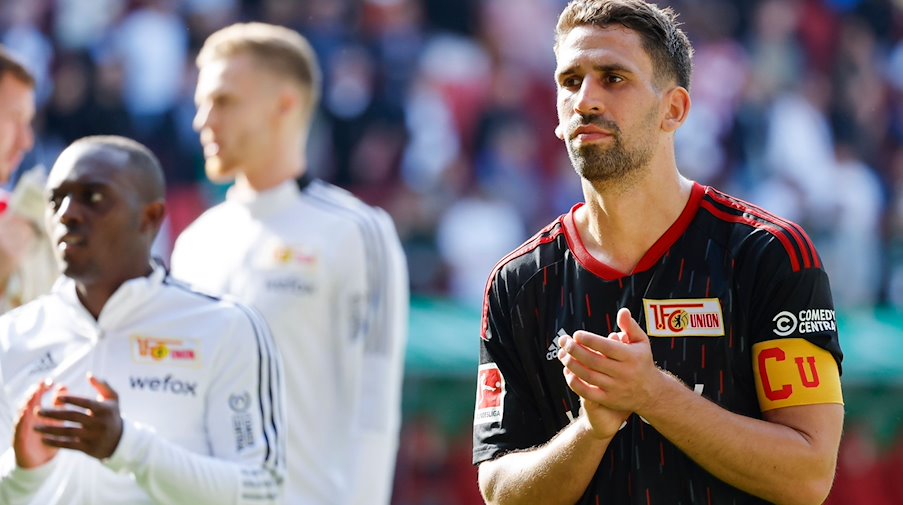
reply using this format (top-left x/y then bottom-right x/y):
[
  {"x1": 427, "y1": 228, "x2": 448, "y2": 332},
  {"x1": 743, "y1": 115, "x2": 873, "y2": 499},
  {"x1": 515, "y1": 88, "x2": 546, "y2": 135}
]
[
  {"x1": 225, "y1": 179, "x2": 298, "y2": 218},
  {"x1": 53, "y1": 264, "x2": 167, "y2": 329}
]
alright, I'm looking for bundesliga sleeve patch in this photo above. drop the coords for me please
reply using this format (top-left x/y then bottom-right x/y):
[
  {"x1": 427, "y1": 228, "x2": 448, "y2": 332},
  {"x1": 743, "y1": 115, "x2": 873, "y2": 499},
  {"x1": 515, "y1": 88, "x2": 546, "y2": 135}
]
[
  {"x1": 474, "y1": 363, "x2": 505, "y2": 425},
  {"x1": 752, "y1": 338, "x2": 843, "y2": 411}
]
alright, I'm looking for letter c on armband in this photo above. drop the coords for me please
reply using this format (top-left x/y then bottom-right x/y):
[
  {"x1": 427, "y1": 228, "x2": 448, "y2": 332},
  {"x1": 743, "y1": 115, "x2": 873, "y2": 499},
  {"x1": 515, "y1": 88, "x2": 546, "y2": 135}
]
[{"x1": 752, "y1": 338, "x2": 842, "y2": 412}]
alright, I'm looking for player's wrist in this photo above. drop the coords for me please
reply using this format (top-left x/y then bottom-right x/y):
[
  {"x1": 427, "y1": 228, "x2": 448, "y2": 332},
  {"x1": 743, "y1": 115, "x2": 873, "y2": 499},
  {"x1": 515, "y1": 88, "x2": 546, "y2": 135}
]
[
  {"x1": 635, "y1": 367, "x2": 677, "y2": 420},
  {"x1": 578, "y1": 401, "x2": 624, "y2": 442},
  {"x1": 578, "y1": 414, "x2": 608, "y2": 442}
]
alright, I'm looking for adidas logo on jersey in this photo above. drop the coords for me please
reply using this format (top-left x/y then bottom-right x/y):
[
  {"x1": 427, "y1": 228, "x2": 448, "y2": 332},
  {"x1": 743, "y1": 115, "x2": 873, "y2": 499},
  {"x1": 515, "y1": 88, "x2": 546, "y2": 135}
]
[
  {"x1": 28, "y1": 351, "x2": 57, "y2": 375},
  {"x1": 546, "y1": 329, "x2": 568, "y2": 360}
]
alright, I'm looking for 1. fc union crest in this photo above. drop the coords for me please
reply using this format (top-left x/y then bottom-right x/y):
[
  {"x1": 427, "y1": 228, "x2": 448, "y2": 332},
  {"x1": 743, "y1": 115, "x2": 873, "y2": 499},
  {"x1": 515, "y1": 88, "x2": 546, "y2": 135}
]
[{"x1": 642, "y1": 298, "x2": 725, "y2": 337}]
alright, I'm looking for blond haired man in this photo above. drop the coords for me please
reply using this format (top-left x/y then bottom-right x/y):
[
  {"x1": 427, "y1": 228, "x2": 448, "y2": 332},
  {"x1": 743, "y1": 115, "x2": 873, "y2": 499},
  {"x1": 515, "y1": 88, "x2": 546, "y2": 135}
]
[{"x1": 172, "y1": 23, "x2": 409, "y2": 505}]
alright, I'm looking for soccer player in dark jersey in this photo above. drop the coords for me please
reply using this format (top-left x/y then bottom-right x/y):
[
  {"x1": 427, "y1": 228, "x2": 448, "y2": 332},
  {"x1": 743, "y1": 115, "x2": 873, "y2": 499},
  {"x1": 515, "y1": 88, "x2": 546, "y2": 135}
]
[{"x1": 473, "y1": 1, "x2": 844, "y2": 504}]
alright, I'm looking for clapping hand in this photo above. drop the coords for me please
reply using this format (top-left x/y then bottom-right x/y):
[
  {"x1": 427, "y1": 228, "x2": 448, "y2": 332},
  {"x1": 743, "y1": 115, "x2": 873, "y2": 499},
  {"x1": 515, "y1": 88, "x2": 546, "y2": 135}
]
[
  {"x1": 559, "y1": 308, "x2": 663, "y2": 422},
  {"x1": 15, "y1": 374, "x2": 124, "y2": 468}
]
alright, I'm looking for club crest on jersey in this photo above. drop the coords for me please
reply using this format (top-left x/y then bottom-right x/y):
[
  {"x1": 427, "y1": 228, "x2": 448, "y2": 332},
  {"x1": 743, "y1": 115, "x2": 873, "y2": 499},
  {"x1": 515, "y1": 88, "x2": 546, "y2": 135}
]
[
  {"x1": 643, "y1": 298, "x2": 725, "y2": 337},
  {"x1": 131, "y1": 336, "x2": 201, "y2": 367},
  {"x1": 474, "y1": 363, "x2": 505, "y2": 425},
  {"x1": 272, "y1": 244, "x2": 318, "y2": 267}
]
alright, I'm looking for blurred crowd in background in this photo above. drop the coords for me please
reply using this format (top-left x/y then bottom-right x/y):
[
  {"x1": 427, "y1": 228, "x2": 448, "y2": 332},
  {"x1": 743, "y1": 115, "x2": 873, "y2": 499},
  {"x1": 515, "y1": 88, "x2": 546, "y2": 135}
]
[
  {"x1": 2, "y1": 0, "x2": 903, "y2": 503},
  {"x1": 4, "y1": 0, "x2": 903, "y2": 310}
]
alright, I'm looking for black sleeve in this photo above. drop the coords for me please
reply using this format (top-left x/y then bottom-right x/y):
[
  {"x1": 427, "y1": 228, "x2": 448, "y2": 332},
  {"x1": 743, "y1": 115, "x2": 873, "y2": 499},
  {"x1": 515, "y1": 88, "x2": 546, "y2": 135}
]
[
  {"x1": 742, "y1": 233, "x2": 843, "y2": 370},
  {"x1": 472, "y1": 267, "x2": 549, "y2": 465}
]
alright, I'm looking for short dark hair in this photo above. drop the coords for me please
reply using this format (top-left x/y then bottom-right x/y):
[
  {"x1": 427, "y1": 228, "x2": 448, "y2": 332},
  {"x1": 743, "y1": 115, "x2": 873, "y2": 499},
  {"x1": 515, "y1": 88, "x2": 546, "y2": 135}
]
[
  {"x1": 71, "y1": 135, "x2": 166, "y2": 203},
  {"x1": 555, "y1": 0, "x2": 693, "y2": 90},
  {"x1": 0, "y1": 46, "x2": 35, "y2": 88}
]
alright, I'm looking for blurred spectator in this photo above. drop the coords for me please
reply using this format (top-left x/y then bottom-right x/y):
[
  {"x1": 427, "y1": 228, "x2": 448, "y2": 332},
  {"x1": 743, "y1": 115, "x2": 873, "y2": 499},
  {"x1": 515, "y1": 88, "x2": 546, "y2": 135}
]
[
  {"x1": 108, "y1": 0, "x2": 187, "y2": 136},
  {"x1": 53, "y1": 0, "x2": 123, "y2": 50},
  {"x1": 9, "y1": 0, "x2": 898, "y2": 309},
  {"x1": 400, "y1": 34, "x2": 488, "y2": 194},
  {"x1": 477, "y1": 0, "x2": 557, "y2": 74},
  {"x1": 676, "y1": 0, "x2": 748, "y2": 185},
  {"x1": 820, "y1": 143, "x2": 884, "y2": 307},
  {"x1": 437, "y1": 185, "x2": 526, "y2": 307},
  {"x1": 762, "y1": 73, "x2": 837, "y2": 226},
  {"x1": 1, "y1": 0, "x2": 54, "y2": 105},
  {"x1": 746, "y1": 0, "x2": 805, "y2": 102},
  {"x1": 474, "y1": 112, "x2": 544, "y2": 228}
]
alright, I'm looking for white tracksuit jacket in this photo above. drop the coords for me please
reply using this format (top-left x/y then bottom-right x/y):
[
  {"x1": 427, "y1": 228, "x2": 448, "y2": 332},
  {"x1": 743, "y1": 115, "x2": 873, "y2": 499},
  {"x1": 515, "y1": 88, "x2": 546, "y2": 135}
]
[
  {"x1": 171, "y1": 176, "x2": 408, "y2": 505},
  {"x1": 0, "y1": 266, "x2": 285, "y2": 504}
]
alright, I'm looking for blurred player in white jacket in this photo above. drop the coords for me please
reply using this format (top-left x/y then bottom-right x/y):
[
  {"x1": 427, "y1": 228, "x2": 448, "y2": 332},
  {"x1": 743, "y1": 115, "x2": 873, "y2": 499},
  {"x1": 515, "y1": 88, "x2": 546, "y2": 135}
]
[{"x1": 172, "y1": 22, "x2": 408, "y2": 505}]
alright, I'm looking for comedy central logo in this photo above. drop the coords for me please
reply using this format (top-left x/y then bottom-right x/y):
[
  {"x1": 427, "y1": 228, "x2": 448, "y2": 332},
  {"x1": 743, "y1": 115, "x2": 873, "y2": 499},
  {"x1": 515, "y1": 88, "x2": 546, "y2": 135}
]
[
  {"x1": 131, "y1": 336, "x2": 201, "y2": 367},
  {"x1": 772, "y1": 311, "x2": 798, "y2": 337},
  {"x1": 643, "y1": 298, "x2": 725, "y2": 337},
  {"x1": 772, "y1": 309, "x2": 836, "y2": 336}
]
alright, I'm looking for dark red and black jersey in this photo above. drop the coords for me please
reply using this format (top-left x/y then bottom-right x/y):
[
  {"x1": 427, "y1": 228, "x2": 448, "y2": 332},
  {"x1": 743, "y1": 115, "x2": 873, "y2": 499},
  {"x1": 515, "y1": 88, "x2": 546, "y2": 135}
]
[{"x1": 472, "y1": 183, "x2": 842, "y2": 505}]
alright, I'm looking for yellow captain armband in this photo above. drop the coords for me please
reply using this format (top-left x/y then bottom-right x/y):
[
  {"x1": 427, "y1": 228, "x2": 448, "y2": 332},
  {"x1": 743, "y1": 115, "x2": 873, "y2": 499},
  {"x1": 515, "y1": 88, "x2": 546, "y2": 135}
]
[{"x1": 752, "y1": 338, "x2": 843, "y2": 412}]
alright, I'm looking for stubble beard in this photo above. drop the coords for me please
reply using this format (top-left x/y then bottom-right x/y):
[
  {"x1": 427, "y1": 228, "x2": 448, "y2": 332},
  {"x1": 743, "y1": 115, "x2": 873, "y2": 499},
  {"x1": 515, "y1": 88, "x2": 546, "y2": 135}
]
[
  {"x1": 566, "y1": 113, "x2": 656, "y2": 186},
  {"x1": 570, "y1": 140, "x2": 639, "y2": 183}
]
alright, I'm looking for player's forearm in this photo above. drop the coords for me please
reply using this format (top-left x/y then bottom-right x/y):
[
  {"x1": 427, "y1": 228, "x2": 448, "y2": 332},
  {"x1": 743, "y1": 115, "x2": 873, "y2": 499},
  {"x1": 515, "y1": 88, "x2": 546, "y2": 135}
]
[
  {"x1": 479, "y1": 417, "x2": 608, "y2": 505},
  {"x1": 640, "y1": 372, "x2": 840, "y2": 505},
  {"x1": 105, "y1": 421, "x2": 284, "y2": 504}
]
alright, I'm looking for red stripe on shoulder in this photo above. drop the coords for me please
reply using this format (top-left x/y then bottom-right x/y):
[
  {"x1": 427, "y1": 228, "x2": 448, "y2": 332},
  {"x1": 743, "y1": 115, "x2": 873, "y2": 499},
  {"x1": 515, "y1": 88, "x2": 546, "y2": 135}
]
[
  {"x1": 480, "y1": 219, "x2": 564, "y2": 341},
  {"x1": 706, "y1": 188, "x2": 820, "y2": 269},
  {"x1": 699, "y1": 199, "x2": 801, "y2": 272}
]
